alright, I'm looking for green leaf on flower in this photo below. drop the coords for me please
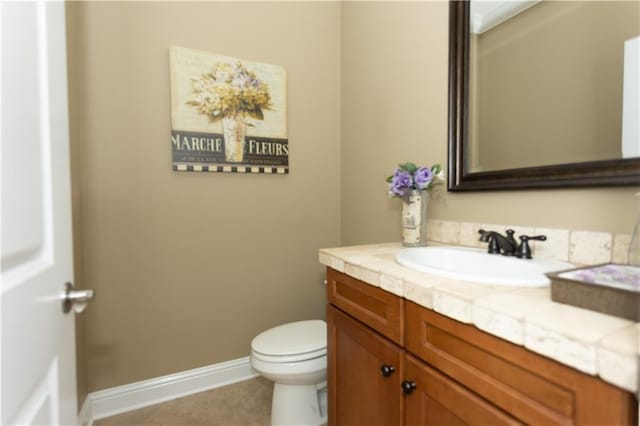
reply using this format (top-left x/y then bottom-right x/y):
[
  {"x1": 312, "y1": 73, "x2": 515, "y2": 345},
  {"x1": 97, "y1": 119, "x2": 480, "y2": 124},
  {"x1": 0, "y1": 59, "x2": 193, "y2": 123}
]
[{"x1": 400, "y1": 162, "x2": 418, "y2": 173}]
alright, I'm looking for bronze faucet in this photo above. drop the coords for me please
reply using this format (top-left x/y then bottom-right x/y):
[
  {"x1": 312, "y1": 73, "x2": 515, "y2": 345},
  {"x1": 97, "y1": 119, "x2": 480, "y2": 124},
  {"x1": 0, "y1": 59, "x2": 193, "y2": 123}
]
[{"x1": 478, "y1": 229, "x2": 546, "y2": 259}]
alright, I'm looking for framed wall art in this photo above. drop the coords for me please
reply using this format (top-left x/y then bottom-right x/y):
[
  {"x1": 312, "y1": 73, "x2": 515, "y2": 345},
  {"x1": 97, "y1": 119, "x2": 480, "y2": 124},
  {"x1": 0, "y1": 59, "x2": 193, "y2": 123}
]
[{"x1": 169, "y1": 46, "x2": 288, "y2": 174}]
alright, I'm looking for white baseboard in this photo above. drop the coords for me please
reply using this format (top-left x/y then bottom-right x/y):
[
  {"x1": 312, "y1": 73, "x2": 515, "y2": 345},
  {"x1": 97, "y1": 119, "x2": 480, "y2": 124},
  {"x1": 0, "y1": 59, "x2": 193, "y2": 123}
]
[
  {"x1": 78, "y1": 396, "x2": 93, "y2": 426},
  {"x1": 78, "y1": 356, "x2": 258, "y2": 425}
]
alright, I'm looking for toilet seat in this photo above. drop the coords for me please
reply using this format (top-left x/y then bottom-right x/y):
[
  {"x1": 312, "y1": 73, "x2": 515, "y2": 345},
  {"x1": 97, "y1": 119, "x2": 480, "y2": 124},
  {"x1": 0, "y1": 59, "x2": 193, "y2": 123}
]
[
  {"x1": 251, "y1": 320, "x2": 326, "y2": 363},
  {"x1": 252, "y1": 347, "x2": 326, "y2": 363}
]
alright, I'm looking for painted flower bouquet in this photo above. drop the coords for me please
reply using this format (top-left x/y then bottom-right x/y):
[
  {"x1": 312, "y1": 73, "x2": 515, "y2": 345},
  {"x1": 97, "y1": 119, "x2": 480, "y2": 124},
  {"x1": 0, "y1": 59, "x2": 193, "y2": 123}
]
[
  {"x1": 187, "y1": 61, "x2": 271, "y2": 122},
  {"x1": 187, "y1": 61, "x2": 272, "y2": 162},
  {"x1": 386, "y1": 162, "x2": 444, "y2": 199}
]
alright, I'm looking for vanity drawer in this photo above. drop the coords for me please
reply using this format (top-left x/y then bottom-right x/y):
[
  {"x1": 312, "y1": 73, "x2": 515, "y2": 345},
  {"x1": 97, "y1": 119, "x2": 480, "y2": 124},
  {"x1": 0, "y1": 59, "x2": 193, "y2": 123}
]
[
  {"x1": 327, "y1": 268, "x2": 404, "y2": 345},
  {"x1": 405, "y1": 301, "x2": 636, "y2": 425}
]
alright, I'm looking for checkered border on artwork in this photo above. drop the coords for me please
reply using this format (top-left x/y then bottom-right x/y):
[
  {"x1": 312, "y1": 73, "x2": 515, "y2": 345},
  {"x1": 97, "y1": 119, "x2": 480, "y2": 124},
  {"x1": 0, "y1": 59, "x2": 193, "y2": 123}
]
[{"x1": 172, "y1": 165, "x2": 289, "y2": 174}]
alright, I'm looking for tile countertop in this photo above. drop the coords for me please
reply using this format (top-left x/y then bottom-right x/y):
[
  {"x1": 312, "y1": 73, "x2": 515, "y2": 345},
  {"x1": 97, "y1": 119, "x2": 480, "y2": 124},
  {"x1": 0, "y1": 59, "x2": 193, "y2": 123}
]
[{"x1": 319, "y1": 242, "x2": 640, "y2": 396}]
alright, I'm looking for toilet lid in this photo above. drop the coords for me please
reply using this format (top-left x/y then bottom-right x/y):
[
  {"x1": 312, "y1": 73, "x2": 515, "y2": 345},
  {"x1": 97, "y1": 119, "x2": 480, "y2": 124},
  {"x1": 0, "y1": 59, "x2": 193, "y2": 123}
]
[{"x1": 251, "y1": 320, "x2": 326, "y2": 357}]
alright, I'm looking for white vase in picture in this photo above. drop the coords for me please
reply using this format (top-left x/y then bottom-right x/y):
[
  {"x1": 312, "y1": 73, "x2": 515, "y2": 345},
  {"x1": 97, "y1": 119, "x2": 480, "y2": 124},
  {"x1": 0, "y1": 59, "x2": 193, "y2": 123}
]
[
  {"x1": 222, "y1": 116, "x2": 247, "y2": 163},
  {"x1": 402, "y1": 190, "x2": 428, "y2": 247}
]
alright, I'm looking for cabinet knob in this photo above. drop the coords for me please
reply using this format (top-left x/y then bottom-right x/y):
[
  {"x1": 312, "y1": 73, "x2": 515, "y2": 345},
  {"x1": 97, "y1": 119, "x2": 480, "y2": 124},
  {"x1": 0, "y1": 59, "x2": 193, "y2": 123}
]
[
  {"x1": 401, "y1": 380, "x2": 417, "y2": 394},
  {"x1": 380, "y1": 364, "x2": 395, "y2": 377}
]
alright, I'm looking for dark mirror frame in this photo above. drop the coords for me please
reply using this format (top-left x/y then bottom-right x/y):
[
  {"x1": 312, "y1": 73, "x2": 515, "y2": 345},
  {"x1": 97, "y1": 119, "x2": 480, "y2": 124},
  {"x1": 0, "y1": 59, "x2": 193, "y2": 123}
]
[{"x1": 447, "y1": 1, "x2": 640, "y2": 191}]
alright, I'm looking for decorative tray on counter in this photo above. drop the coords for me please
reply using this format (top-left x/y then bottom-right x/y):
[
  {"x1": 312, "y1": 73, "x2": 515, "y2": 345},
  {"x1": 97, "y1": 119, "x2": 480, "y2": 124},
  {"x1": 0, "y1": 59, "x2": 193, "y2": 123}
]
[{"x1": 547, "y1": 264, "x2": 640, "y2": 321}]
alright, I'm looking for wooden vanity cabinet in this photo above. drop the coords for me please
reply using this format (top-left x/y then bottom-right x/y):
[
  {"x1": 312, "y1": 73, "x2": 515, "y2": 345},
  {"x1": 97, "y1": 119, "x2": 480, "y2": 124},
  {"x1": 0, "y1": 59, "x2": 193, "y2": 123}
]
[{"x1": 327, "y1": 267, "x2": 637, "y2": 426}]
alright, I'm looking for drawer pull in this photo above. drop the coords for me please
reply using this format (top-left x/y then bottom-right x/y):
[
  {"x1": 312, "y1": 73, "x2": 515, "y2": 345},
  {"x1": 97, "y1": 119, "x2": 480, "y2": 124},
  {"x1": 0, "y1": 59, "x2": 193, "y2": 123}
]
[
  {"x1": 380, "y1": 364, "x2": 395, "y2": 377},
  {"x1": 401, "y1": 380, "x2": 417, "y2": 394}
]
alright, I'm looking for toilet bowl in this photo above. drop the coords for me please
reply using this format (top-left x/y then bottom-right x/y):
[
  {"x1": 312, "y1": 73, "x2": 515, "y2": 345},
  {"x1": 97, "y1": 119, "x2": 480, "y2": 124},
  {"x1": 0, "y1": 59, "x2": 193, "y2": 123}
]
[{"x1": 250, "y1": 320, "x2": 327, "y2": 426}]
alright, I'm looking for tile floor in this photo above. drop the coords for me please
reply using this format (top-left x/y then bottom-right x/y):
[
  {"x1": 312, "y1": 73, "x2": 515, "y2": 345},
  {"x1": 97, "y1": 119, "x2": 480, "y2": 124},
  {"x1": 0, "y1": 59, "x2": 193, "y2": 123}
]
[{"x1": 93, "y1": 377, "x2": 272, "y2": 426}]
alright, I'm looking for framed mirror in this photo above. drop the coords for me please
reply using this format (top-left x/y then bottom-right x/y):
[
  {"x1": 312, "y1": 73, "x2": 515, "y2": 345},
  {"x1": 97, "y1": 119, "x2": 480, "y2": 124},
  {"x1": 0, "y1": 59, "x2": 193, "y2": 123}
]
[{"x1": 448, "y1": 1, "x2": 640, "y2": 191}]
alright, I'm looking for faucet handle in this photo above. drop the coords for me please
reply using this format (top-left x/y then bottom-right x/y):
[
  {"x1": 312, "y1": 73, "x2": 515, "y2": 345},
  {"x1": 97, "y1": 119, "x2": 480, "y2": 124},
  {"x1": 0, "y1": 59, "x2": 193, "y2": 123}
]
[{"x1": 516, "y1": 235, "x2": 547, "y2": 259}]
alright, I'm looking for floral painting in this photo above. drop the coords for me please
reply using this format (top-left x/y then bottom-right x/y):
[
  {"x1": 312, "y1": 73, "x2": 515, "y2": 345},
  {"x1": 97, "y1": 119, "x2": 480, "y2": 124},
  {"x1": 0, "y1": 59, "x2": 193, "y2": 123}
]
[{"x1": 169, "y1": 46, "x2": 288, "y2": 173}]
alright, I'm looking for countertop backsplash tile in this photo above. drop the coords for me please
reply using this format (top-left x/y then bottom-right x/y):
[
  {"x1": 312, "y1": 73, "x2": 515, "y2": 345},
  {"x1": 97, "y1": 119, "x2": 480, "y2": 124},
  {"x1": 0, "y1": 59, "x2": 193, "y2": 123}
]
[
  {"x1": 440, "y1": 220, "x2": 461, "y2": 244},
  {"x1": 533, "y1": 227, "x2": 570, "y2": 261},
  {"x1": 612, "y1": 234, "x2": 631, "y2": 264},
  {"x1": 459, "y1": 222, "x2": 483, "y2": 248},
  {"x1": 569, "y1": 231, "x2": 613, "y2": 265},
  {"x1": 427, "y1": 220, "x2": 629, "y2": 267},
  {"x1": 426, "y1": 219, "x2": 442, "y2": 242}
]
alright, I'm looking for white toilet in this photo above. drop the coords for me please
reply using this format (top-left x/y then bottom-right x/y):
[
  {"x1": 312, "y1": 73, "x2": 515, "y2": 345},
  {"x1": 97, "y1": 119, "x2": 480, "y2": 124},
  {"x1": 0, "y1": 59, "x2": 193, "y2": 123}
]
[{"x1": 250, "y1": 320, "x2": 328, "y2": 426}]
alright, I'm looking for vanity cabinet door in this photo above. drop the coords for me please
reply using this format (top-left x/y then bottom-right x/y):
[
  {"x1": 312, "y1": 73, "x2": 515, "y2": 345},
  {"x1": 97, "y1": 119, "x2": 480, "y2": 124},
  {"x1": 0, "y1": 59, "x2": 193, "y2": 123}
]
[
  {"x1": 328, "y1": 305, "x2": 403, "y2": 426},
  {"x1": 404, "y1": 354, "x2": 521, "y2": 426}
]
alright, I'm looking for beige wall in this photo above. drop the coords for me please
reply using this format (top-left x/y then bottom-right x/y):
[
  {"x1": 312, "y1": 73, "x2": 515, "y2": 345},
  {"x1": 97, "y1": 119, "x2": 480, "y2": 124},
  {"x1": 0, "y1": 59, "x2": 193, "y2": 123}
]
[
  {"x1": 472, "y1": 1, "x2": 640, "y2": 171},
  {"x1": 341, "y1": 1, "x2": 451, "y2": 244},
  {"x1": 340, "y1": 1, "x2": 639, "y2": 247},
  {"x1": 66, "y1": 1, "x2": 341, "y2": 393}
]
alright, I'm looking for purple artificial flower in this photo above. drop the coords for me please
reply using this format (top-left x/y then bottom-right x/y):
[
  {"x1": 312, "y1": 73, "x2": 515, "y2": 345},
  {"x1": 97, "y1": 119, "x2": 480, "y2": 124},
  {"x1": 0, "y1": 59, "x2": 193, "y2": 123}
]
[
  {"x1": 414, "y1": 167, "x2": 433, "y2": 190},
  {"x1": 389, "y1": 169, "x2": 412, "y2": 197}
]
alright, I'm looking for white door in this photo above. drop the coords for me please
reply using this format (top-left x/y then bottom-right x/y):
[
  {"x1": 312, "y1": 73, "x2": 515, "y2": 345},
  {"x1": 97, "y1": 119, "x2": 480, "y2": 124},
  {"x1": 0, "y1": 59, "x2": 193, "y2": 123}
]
[{"x1": 1, "y1": 1, "x2": 78, "y2": 425}]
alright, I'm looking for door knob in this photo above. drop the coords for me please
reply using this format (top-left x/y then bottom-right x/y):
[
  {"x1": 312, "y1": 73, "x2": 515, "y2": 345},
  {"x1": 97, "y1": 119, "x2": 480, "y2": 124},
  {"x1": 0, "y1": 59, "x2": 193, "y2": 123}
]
[{"x1": 62, "y1": 282, "x2": 95, "y2": 314}]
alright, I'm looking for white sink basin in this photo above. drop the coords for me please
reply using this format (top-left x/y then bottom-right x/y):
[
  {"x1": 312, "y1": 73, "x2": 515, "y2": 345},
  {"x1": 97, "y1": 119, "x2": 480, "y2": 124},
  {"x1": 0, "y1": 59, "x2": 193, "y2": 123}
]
[{"x1": 395, "y1": 246, "x2": 573, "y2": 287}]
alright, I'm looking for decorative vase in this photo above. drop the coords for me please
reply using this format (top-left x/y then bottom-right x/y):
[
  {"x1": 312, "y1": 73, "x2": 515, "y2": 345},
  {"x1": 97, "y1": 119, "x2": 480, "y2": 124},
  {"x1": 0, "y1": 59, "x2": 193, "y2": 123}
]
[
  {"x1": 222, "y1": 116, "x2": 246, "y2": 163},
  {"x1": 401, "y1": 189, "x2": 428, "y2": 247}
]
